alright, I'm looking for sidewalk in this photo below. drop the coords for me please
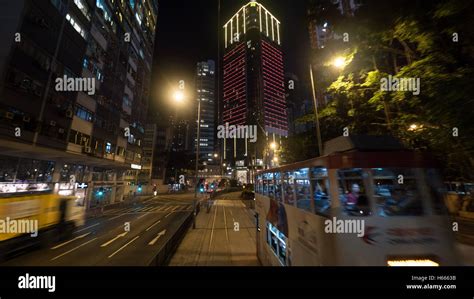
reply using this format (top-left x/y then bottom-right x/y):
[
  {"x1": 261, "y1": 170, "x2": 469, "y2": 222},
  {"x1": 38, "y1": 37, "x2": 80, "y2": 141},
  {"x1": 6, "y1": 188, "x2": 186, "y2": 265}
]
[{"x1": 168, "y1": 192, "x2": 260, "y2": 266}]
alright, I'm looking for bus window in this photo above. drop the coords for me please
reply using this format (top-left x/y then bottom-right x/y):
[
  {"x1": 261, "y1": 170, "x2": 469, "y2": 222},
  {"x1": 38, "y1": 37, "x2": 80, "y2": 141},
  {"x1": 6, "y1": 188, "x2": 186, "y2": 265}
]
[
  {"x1": 338, "y1": 168, "x2": 370, "y2": 216},
  {"x1": 283, "y1": 171, "x2": 296, "y2": 206},
  {"x1": 311, "y1": 167, "x2": 330, "y2": 215},
  {"x1": 294, "y1": 168, "x2": 311, "y2": 212},
  {"x1": 371, "y1": 168, "x2": 423, "y2": 216},
  {"x1": 274, "y1": 172, "x2": 282, "y2": 202}
]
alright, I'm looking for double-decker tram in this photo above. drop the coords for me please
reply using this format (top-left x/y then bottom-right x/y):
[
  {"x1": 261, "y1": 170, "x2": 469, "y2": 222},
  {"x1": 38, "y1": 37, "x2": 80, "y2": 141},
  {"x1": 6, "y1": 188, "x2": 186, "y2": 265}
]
[
  {"x1": 0, "y1": 183, "x2": 85, "y2": 260},
  {"x1": 254, "y1": 136, "x2": 459, "y2": 266}
]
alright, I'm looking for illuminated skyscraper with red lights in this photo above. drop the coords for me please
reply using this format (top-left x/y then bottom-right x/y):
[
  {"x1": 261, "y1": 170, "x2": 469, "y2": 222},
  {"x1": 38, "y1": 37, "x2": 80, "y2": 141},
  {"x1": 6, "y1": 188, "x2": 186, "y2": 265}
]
[{"x1": 222, "y1": 1, "x2": 288, "y2": 181}]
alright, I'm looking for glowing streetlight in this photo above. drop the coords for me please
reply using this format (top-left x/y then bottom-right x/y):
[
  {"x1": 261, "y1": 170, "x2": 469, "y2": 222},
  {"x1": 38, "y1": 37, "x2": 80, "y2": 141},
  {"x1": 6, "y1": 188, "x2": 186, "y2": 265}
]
[
  {"x1": 270, "y1": 142, "x2": 277, "y2": 150},
  {"x1": 332, "y1": 56, "x2": 346, "y2": 69},
  {"x1": 273, "y1": 157, "x2": 278, "y2": 162},
  {"x1": 173, "y1": 90, "x2": 184, "y2": 102},
  {"x1": 408, "y1": 123, "x2": 423, "y2": 131},
  {"x1": 214, "y1": 153, "x2": 218, "y2": 158}
]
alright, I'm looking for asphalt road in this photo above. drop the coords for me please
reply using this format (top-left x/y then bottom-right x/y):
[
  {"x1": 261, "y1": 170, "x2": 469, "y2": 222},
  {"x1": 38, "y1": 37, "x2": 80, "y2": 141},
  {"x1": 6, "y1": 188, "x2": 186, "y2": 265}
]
[{"x1": 1, "y1": 193, "x2": 195, "y2": 266}]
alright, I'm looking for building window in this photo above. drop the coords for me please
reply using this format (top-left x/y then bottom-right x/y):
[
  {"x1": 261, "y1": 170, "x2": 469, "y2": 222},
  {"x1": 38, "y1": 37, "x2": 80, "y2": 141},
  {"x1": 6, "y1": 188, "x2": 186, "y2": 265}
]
[
  {"x1": 66, "y1": 14, "x2": 87, "y2": 39},
  {"x1": 75, "y1": 104, "x2": 94, "y2": 122},
  {"x1": 73, "y1": 0, "x2": 91, "y2": 20},
  {"x1": 105, "y1": 142, "x2": 112, "y2": 153}
]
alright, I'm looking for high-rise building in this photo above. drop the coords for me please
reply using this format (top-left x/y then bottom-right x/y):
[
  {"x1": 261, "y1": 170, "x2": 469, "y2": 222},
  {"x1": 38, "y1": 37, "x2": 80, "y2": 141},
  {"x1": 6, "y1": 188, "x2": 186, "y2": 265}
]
[
  {"x1": 222, "y1": 1, "x2": 288, "y2": 182},
  {"x1": 195, "y1": 60, "x2": 216, "y2": 167},
  {"x1": 0, "y1": 0, "x2": 158, "y2": 207},
  {"x1": 307, "y1": 0, "x2": 361, "y2": 50}
]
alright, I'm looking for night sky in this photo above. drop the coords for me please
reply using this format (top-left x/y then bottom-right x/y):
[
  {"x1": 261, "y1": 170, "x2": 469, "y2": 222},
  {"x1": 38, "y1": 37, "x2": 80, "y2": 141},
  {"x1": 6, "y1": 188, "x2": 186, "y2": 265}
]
[{"x1": 150, "y1": 0, "x2": 310, "y2": 120}]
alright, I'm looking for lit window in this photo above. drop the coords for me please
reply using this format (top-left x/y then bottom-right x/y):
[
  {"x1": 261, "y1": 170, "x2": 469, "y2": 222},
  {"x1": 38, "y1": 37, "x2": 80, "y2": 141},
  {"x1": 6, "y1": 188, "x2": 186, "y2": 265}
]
[{"x1": 106, "y1": 142, "x2": 112, "y2": 153}]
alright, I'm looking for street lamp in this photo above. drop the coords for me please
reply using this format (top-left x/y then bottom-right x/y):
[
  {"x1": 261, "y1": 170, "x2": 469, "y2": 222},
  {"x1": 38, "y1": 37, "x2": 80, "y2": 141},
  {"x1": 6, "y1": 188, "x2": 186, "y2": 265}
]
[
  {"x1": 332, "y1": 56, "x2": 347, "y2": 69},
  {"x1": 171, "y1": 87, "x2": 200, "y2": 229},
  {"x1": 214, "y1": 153, "x2": 218, "y2": 158},
  {"x1": 173, "y1": 90, "x2": 185, "y2": 102},
  {"x1": 270, "y1": 142, "x2": 277, "y2": 150},
  {"x1": 309, "y1": 55, "x2": 349, "y2": 156},
  {"x1": 193, "y1": 96, "x2": 202, "y2": 229}
]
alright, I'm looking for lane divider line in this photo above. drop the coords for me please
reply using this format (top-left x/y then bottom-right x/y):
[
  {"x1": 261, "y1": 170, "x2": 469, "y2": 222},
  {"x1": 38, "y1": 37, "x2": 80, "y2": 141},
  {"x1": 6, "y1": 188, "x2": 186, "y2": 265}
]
[
  {"x1": 51, "y1": 232, "x2": 91, "y2": 250},
  {"x1": 51, "y1": 238, "x2": 98, "y2": 261},
  {"x1": 145, "y1": 220, "x2": 161, "y2": 231},
  {"x1": 108, "y1": 236, "x2": 140, "y2": 258}
]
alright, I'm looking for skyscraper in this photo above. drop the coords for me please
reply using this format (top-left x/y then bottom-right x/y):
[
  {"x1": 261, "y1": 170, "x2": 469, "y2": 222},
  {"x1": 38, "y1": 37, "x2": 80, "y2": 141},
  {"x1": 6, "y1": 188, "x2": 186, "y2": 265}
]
[
  {"x1": 195, "y1": 60, "x2": 216, "y2": 168},
  {"x1": 0, "y1": 0, "x2": 158, "y2": 207},
  {"x1": 222, "y1": 1, "x2": 288, "y2": 182}
]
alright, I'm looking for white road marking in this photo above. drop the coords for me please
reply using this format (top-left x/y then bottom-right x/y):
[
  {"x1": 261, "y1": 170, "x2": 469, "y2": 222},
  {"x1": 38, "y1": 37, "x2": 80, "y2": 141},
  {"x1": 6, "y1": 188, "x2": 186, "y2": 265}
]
[
  {"x1": 51, "y1": 232, "x2": 91, "y2": 250},
  {"x1": 165, "y1": 213, "x2": 172, "y2": 218},
  {"x1": 100, "y1": 232, "x2": 128, "y2": 247},
  {"x1": 145, "y1": 220, "x2": 161, "y2": 231},
  {"x1": 108, "y1": 214, "x2": 125, "y2": 221},
  {"x1": 172, "y1": 206, "x2": 179, "y2": 211},
  {"x1": 223, "y1": 206, "x2": 229, "y2": 242},
  {"x1": 108, "y1": 236, "x2": 140, "y2": 258},
  {"x1": 75, "y1": 223, "x2": 100, "y2": 233},
  {"x1": 51, "y1": 238, "x2": 98, "y2": 261},
  {"x1": 137, "y1": 213, "x2": 148, "y2": 219},
  {"x1": 208, "y1": 201, "x2": 218, "y2": 258},
  {"x1": 148, "y1": 230, "x2": 166, "y2": 245}
]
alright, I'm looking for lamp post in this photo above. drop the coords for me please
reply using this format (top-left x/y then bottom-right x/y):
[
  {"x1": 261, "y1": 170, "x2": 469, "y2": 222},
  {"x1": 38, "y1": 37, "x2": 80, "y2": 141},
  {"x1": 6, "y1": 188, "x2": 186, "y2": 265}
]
[
  {"x1": 172, "y1": 89, "x2": 200, "y2": 229},
  {"x1": 309, "y1": 65, "x2": 323, "y2": 157},
  {"x1": 193, "y1": 98, "x2": 201, "y2": 229},
  {"x1": 309, "y1": 56, "x2": 347, "y2": 157}
]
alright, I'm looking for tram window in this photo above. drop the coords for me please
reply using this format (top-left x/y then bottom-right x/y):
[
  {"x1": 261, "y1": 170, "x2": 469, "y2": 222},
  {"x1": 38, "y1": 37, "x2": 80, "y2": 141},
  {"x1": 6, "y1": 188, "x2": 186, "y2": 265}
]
[
  {"x1": 311, "y1": 168, "x2": 330, "y2": 215},
  {"x1": 256, "y1": 175, "x2": 263, "y2": 194},
  {"x1": 425, "y1": 169, "x2": 448, "y2": 215},
  {"x1": 263, "y1": 173, "x2": 274, "y2": 198},
  {"x1": 338, "y1": 168, "x2": 370, "y2": 216},
  {"x1": 311, "y1": 179, "x2": 330, "y2": 214},
  {"x1": 295, "y1": 168, "x2": 311, "y2": 212},
  {"x1": 278, "y1": 239, "x2": 286, "y2": 264},
  {"x1": 274, "y1": 172, "x2": 282, "y2": 202},
  {"x1": 283, "y1": 171, "x2": 296, "y2": 206},
  {"x1": 371, "y1": 168, "x2": 423, "y2": 216},
  {"x1": 266, "y1": 222, "x2": 288, "y2": 266}
]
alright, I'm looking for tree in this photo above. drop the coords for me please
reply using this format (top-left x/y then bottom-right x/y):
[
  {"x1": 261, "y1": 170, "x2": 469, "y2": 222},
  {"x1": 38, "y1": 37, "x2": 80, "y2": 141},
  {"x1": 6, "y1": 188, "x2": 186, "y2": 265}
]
[{"x1": 301, "y1": 0, "x2": 474, "y2": 180}]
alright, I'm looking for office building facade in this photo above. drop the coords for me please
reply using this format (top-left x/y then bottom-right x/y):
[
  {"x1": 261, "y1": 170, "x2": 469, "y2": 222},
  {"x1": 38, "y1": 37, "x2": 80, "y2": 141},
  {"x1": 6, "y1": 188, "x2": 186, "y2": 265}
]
[
  {"x1": 195, "y1": 60, "x2": 216, "y2": 167},
  {"x1": 222, "y1": 1, "x2": 288, "y2": 182}
]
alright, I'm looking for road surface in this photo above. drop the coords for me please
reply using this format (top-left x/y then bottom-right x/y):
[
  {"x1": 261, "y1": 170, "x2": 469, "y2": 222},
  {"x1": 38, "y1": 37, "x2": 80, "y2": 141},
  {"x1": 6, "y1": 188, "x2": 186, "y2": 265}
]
[
  {"x1": 169, "y1": 192, "x2": 260, "y2": 266},
  {"x1": 1, "y1": 193, "x2": 194, "y2": 266}
]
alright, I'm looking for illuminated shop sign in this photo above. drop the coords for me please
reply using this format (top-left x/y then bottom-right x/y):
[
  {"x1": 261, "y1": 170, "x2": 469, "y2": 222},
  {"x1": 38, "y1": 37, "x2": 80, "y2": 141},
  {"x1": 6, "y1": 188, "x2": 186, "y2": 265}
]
[{"x1": 0, "y1": 183, "x2": 50, "y2": 194}]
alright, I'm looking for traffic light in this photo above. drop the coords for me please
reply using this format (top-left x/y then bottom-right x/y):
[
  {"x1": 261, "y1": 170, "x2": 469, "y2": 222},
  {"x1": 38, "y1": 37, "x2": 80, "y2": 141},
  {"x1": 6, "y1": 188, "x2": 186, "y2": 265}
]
[
  {"x1": 96, "y1": 188, "x2": 104, "y2": 197},
  {"x1": 137, "y1": 184, "x2": 142, "y2": 193},
  {"x1": 199, "y1": 184, "x2": 204, "y2": 193}
]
